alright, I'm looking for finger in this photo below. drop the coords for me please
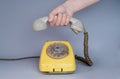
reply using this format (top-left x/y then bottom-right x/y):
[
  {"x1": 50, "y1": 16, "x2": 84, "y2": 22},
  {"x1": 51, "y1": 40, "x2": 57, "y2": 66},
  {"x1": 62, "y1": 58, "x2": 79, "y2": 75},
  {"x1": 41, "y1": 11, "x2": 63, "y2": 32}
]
[
  {"x1": 56, "y1": 13, "x2": 62, "y2": 26},
  {"x1": 48, "y1": 10, "x2": 58, "y2": 22},
  {"x1": 50, "y1": 16, "x2": 57, "y2": 26},
  {"x1": 60, "y1": 13, "x2": 67, "y2": 26},
  {"x1": 65, "y1": 16, "x2": 71, "y2": 26}
]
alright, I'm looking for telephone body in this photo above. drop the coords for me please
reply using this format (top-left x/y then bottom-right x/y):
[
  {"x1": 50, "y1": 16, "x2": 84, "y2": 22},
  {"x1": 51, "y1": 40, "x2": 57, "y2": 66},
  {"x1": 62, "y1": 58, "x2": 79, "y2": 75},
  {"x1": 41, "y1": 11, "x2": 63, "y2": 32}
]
[{"x1": 40, "y1": 41, "x2": 76, "y2": 73}]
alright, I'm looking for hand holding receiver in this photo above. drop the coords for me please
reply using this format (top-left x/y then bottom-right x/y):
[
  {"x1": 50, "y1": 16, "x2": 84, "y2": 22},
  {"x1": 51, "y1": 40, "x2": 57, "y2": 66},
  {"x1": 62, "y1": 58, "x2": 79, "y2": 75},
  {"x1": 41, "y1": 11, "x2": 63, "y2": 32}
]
[{"x1": 33, "y1": 16, "x2": 85, "y2": 34}]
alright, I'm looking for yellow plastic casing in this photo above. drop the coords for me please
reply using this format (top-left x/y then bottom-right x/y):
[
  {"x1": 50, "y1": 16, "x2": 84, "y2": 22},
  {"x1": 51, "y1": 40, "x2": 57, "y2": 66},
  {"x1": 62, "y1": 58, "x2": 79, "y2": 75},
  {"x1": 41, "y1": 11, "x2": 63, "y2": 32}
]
[{"x1": 39, "y1": 41, "x2": 76, "y2": 73}]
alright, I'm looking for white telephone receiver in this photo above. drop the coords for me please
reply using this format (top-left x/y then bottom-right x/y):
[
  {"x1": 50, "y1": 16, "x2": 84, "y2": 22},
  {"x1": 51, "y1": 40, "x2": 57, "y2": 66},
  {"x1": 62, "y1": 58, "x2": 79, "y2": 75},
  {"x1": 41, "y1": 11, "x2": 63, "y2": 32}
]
[{"x1": 33, "y1": 16, "x2": 85, "y2": 34}]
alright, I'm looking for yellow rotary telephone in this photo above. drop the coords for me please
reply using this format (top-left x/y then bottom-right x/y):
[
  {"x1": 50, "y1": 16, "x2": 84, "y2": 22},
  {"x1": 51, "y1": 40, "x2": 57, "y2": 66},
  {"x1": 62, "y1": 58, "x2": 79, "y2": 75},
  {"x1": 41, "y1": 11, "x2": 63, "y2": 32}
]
[{"x1": 33, "y1": 16, "x2": 93, "y2": 73}]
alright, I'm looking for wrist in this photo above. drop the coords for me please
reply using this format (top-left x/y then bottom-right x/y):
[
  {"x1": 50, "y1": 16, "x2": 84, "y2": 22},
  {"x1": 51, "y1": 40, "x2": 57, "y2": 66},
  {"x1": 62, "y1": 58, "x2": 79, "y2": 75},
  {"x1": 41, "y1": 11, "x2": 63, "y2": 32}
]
[{"x1": 63, "y1": 0, "x2": 81, "y2": 13}]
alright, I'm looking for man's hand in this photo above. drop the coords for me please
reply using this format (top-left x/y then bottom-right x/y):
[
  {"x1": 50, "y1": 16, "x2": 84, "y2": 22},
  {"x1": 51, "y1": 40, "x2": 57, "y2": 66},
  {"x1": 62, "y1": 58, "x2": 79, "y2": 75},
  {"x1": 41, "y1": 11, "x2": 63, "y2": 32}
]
[{"x1": 48, "y1": 4, "x2": 74, "y2": 26}]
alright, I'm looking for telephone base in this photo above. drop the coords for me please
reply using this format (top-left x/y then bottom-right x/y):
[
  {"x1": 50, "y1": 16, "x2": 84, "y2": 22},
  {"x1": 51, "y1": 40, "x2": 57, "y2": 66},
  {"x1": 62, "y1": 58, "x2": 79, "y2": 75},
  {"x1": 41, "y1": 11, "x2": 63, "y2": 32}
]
[{"x1": 39, "y1": 41, "x2": 76, "y2": 73}]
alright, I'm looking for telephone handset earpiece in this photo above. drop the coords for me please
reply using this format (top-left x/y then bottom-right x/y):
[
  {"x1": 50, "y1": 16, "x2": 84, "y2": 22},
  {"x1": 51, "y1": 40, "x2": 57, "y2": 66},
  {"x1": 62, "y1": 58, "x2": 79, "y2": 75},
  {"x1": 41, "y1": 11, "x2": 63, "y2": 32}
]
[{"x1": 33, "y1": 16, "x2": 85, "y2": 34}]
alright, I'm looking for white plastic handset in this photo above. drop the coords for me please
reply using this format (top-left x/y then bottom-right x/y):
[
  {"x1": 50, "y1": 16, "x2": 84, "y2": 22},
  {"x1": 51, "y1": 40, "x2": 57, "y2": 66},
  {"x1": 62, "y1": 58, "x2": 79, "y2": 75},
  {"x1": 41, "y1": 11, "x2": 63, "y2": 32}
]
[{"x1": 33, "y1": 16, "x2": 85, "y2": 34}]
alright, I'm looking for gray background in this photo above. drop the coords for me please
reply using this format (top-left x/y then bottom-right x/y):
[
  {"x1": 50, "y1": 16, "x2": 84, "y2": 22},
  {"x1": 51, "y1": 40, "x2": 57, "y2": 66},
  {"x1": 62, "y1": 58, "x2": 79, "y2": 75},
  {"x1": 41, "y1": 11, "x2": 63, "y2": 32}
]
[{"x1": 0, "y1": 0, "x2": 120, "y2": 79}]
